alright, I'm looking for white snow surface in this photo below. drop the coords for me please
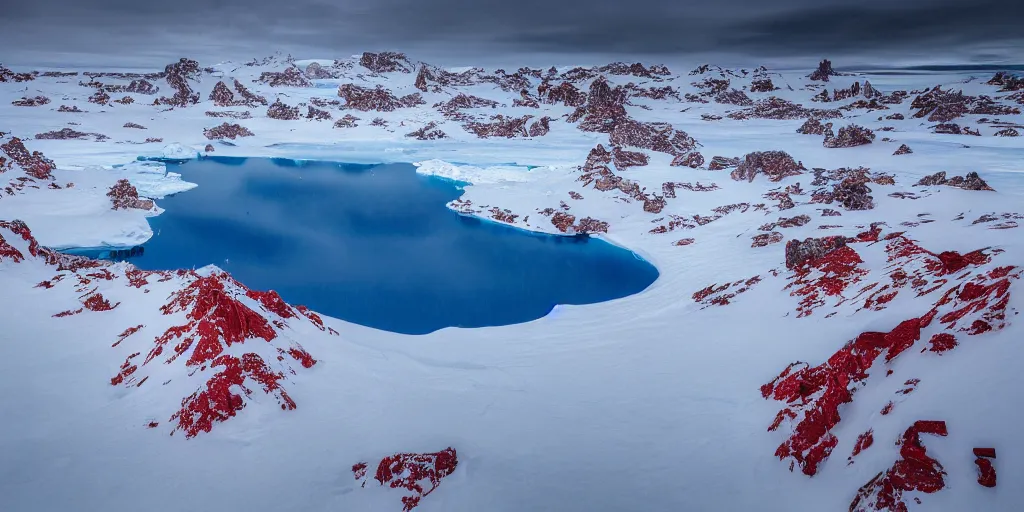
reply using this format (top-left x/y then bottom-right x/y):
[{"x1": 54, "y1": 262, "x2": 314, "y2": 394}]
[{"x1": 1, "y1": 55, "x2": 1023, "y2": 512}]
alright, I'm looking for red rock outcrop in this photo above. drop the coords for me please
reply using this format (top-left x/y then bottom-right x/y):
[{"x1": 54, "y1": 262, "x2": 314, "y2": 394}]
[
  {"x1": 11, "y1": 96, "x2": 50, "y2": 107},
  {"x1": 35, "y1": 128, "x2": 108, "y2": 141},
  {"x1": 528, "y1": 116, "x2": 552, "y2": 137},
  {"x1": 359, "y1": 51, "x2": 414, "y2": 74},
  {"x1": 257, "y1": 67, "x2": 312, "y2": 87},
  {"x1": 809, "y1": 59, "x2": 838, "y2": 81},
  {"x1": 823, "y1": 124, "x2": 875, "y2": 148},
  {"x1": 537, "y1": 81, "x2": 587, "y2": 107},
  {"x1": 567, "y1": 77, "x2": 629, "y2": 133},
  {"x1": 608, "y1": 120, "x2": 698, "y2": 157},
  {"x1": 670, "y1": 152, "x2": 705, "y2": 168},
  {"x1": 107, "y1": 179, "x2": 152, "y2": 210},
  {"x1": 267, "y1": 99, "x2": 300, "y2": 120},
  {"x1": 334, "y1": 114, "x2": 360, "y2": 128},
  {"x1": 893, "y1": 144, "x2": 913, "y2": 155},
  {"x1": 731, "y1": 151, "x2": 805, "y2": 182},
  {"x1": 612, "y1": 146, "x2": 649, "y2": 169},
  {"x1": 306, "y1": 106, "x2": 332, "y2": 121},
  {"x1": 728, "y1": 97, "x2": 842, "y2": 120},
  {"x1": 784, "y1": 236, "x2": 848, "y2": 269},
  {"x1": 750, "y1": 78, "x2": 777, "y2": 92},
  {"x1": 157, "y1": 58, "x2": 201, "y2": 108},
  {"x1": 994, "y1": 127, "x2": 1020, "y2": 137},
  {"x1": 406, "y1": 122, "x2": 448, "y2": 140},
  {"x1": 1, "y1": 137, "x2": 55, "y2": 180},
  {"x1": 203, "y1": 123, "x2": 254, "y2": 140},
  {"x1": 933, "y1": 123, "x2": 981, "y2": 135},
  {"x1": 0, "y1": 64, "x2": 35, "y2": 82},
  {"x1": 796, "y1": 118, "x2": 829, "y2": 135},
  {"x1": 352, "y1": 448, "x2": 458, "y2": 511},
  {"x1": 849, "y1": 421, "x2": 949, "y2": 511},
  {"x1": 914, "y1": 171, "x2": 994, "y2": 191},
  {"x1": 463, "y1": 115, "x2": 533, "y2": 138},
  {"x1": 911, "y1": 86, "x2": 1020, "y2": 122},
  {"x1": 338, "y1": 84, "x2": 424, "y2": 112},
  {"x1": 715, "y1": 89, "x2": 753, "y2": 106}
]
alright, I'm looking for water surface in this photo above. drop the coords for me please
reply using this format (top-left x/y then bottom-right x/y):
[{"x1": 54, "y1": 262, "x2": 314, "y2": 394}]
[{"x1": 74, "y1": 157, "x2": 659, "y2": 334}]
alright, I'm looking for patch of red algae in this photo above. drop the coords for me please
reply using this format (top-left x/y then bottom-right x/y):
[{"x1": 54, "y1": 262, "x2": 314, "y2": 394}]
[
  {"x1": 0, "y1": 232, "x2": 25, "y2": 262},
  {"x1": 353, "y1": 448, "x2": 459, "y2": 511},
  {"x1": 170, "y1": 353, "x2": 295, "y2": 438},
  {"x1": 975, "y1": 457, "x2": 997, "y2": 488},
  {"x1": 83, "y1": 292, "x2": 119, "y2": 312},
  {"x1": 692, "y1": 276, "x2": 762, "y2": 308},
  {"x1": 935, "y1": 266, "x2": 1021, "y2": 335},
  {"x1": 112, "y1": 324, "x2": 144, "y2": 347},
  {"x1": 849, "y1": 421, "x2": 948, "y2": 512},
  {"x1": 287, "y1": 347, "x2": 317, "y2": 368},
  {"x1": 785, "y1": 244, "x2": 868, "y2": 317},
  {"x1": 849, "y1": 429, "x2": 875, "y2": 464},
  {"x1": 1, "y1": 137, "x2": 56, "y2": 180},
  {"x1": 149, "y1": 273, "x2": 277, "y2": 366},
  {"x1": 246, "y1": 289, "x2": 296, "y2": 319},
  {"x1": 761, "y1": 317, "x2": 930, "y2": 476},
  {"x1": 923, "y1": 333, "x2": 957, "y2": 354}
]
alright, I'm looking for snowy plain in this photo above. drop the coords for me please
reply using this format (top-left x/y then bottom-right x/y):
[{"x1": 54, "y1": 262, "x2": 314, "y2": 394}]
[{"x1": 0, "y1": 54, "x2": 1023, "y2": 511}]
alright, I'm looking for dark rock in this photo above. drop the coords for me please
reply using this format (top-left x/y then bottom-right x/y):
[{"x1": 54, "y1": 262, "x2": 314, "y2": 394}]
[
  {"x1": 809, "y1": 59, "x2": 838, "y2": 82},
  {"x1": 257, "y1": 67, "x2": 312, "y2": 87},
  {"x1": 528, "y1": 116, "x2": 552, "y2": 137},
  {"x1": 824, "y1": 124, "x2": 875, "y2": 148},
  {"x1": 359, "y1": 52, "x2": 414, "y2": 74},
  {"x1": 267, "y1": 99, "x2": 300, "y2": 120},
  {"x1": 731, "y1": 151, "x2": 805, "y2": 182},
  {"x1": 894, "y1": 144, "x2": 913, "y2": 155},
  {"x1": 785, "y1": 236, "x2": 847, "y2": 269},
  {"x1": 338, "y1": 84, "x2": 424, "y2": 112},
  {"x1": 406, "y1": 122, "x2": 448, "y2": 140},
  {"x1": 204, "y1": 123, "x2": 254, "y2": 139},
  {"x1": 797, "y1": 118, "x2": 829, "y2": 135}
]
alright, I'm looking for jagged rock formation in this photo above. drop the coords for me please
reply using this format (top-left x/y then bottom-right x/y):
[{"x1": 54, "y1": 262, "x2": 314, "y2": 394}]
[
  {"x1": 914, "y1": 171, "x2": 994, "y2": 191},
  {"x1": 338, "y1": 84, "x2": 424, "y2": 112},
  {"x1": 731, "y1": 151, "x2": 805, "y2": 182},
  {"x1": 824, "y1": 124, "x2": 875, "y2": 148}
]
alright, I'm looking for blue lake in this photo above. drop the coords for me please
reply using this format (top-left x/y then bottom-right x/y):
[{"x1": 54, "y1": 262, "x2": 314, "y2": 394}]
[{"x1": 74, "y1": 157, "x2": 659, "y2": 334}]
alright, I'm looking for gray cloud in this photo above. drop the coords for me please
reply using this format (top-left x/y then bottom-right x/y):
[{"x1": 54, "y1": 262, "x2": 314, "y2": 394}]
[{"x1": 1, "y1": 0, "x2": 1021, "y2": 68}]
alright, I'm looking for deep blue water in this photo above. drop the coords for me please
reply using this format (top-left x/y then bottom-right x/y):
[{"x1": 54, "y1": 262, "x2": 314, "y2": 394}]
[{"x1": 72, "y1": 157, "x2": 658, "y2": 334}]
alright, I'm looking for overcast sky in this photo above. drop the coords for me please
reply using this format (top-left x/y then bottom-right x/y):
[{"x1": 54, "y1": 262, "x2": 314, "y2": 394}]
[{"x1": 2, "y1": 0, "x2": 1022, "y2": 69}]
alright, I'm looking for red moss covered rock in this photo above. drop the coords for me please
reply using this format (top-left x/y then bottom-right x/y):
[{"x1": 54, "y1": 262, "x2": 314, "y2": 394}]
[
  {"x1": 994, "y1": 127, "x2": 1020, "y2": 137},
  {"x1": 849, "y1": 421, "x2": 948, "y2": 511},
  {"x1": 893, "y1": 144, "x2": 913, "y2": 155},
  {"x1": 0, "y1": 64, "x2": 35, "y2": 82},
  {"x1": 728, "y1": 97, "x2": 842, "y2": 121},
  {"x1": 352, "y1": 448, "x2": 458, "y2": 511},
  {"x1": 1, "y1": 137, "x2": 55, "y2": 180},
  {"x1": 784, "y1": 236, "x2": 848, "y2": 269},
  {"x1": 203, "y1": 123, "x2": 254, "y2": 140},
  {"x1": 671, "y1": 152, "x2": 705, "y2": 168},
  {"x1": 107, "y1": 179, "x2": 152, "y2": 210},
  {"x1": 708, "y1": 156, "x2": 740, "y2": 170}
]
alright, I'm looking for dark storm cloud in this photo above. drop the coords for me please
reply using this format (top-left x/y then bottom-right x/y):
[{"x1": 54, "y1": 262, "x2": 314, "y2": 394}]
[{"x1": 1, "y1": 0, "x2": 1021, "y2": 66}]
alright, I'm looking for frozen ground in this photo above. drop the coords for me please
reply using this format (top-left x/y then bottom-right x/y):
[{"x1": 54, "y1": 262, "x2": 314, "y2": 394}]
[{"x1": 1, "y1": 54, "x2": 1023, "y2": 511}]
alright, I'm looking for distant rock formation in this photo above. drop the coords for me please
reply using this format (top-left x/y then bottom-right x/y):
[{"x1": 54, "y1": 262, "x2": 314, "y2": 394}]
[
  {"x1": 203, "y1": 123, "x2": 254, "y2": 139},
  {"x1": 808, "y1": 59, "x2": 838, "y2": 81},
  {"x1": 914, "y1": 171, "x2": 994, "y2": 191}
]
